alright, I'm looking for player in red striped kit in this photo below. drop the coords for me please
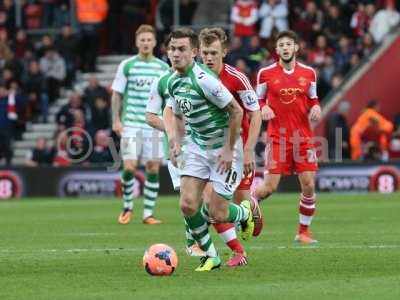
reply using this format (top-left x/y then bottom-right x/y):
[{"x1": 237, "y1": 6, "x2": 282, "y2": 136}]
[
  {"x1": 253, "y1": 30, "x2": 322, "y2": 244},
  {"x1": 199, "y1": 27, "x2": 263, "y2": 266}
]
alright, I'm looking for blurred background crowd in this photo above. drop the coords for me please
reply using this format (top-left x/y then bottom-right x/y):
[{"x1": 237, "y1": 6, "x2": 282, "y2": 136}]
[{"x1": 0, "y1": 0, "x2": 399, "y2": 167}]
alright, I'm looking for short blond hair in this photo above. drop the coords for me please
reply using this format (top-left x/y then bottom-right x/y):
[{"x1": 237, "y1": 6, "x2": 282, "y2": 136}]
[
  {"x1": 135, "y1": 24, "x2": 156, "y2": 38},
  {"x1": 199, "y1": 27, "x2": 228, "y2": 49}
]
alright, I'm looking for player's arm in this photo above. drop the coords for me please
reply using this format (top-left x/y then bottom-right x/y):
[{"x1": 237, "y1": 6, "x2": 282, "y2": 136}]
[
  {"x1": 111, "y1": 91, "x2": 123, "y2": 136},
  {"x1": 146, "y1": 78, "x2": 165, "y2": 131},
  {"x1": 308, "y1": 69, "x2": 321, "y2": 122},
  {"x1": 256, "y1": 70, "x2": 275, "y2": 121},
  {"x1": 164, "y1": 98, "x2": 184, "y2": 166},
  {"x1": 237, "y1": 84, "x2": 262, "y2": 175},
  {"x1": 224, "y1": 98, "x2": 244, "y2": 151},
  {"x1": 163, "y1": 104, "x2": 185, "y2": 142},
  {"x1": 111, "y1": 60, "x2": 127, "y2": 136}
]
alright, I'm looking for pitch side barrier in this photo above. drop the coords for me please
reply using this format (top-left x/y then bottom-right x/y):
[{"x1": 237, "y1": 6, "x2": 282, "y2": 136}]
[{"x1": 0, "y1": 162, "x2": 399, "y2": 199}]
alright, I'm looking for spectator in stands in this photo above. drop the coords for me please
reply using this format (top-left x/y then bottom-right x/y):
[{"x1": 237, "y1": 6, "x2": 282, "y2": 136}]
[
  {"x1": 68, "y1": 109, "x2": 91, "y2": 163},
  {"x1": 259, "y1": 0, "x2": 288, "y2": 43},
  {"x1": 322, "y1": 4, "x2": 347, "y2": 44},
  {"x1": 56, "y1": 25, "x2": 79, "y2": 88},
  {"x1": 76, "y1": 0, "x2": 109, "y2": 72},
  {"x1": 350, "y1": 100, "x2": 394, "y2": 161},
  {"x1": 24, "y1": 137, "x2": 54, "y2": 166},
  {"x1": 225, "y1": 36, "x2": 246, "y2": 66},
  {"x1": 370, "y1": 0, "x2": 400, "y2": 43},
  {"x1": 307, "y1": 34, "x2": 333, "y2": 67},
  {"x1": 0, "y1": 33, "x2": 13, "y2": 69},
  {"x1": 293, "y1": 1, "x2": 323, "y2": 42},
  {"x1": 320, "y1": 55, "x2": 335, "y2": 85},
  {"x1": 350, "y1": 2, "x2": 369, "y2": 38},
  {"x1": 358, "y1": 32, "x2": 375, "y2": 58},
  {"x1": 333, "y1": 35, "x2": 354, "y2": 74},
  {"x1": 1, "y1": 0, "x2": 15, "y2": 35},
  {"x1": 315, "y1": 67, "x2": 331, "y2": 101},
  {"x1": 52, "y1": 129, "x2": 71, "y2": 167},
  {"x1": 22, "y1": 60, "x2": 49, "y2": 122},
  {"x1": 22, "y1": 1, "x2": 42, "y2": 30},
  {"x1": 245, "y1": 35, "x2": 269, "y2": 72},
  {"x1": 56, "y1": 92, "x2": 90, "y2": 131},
  {"x1": 35, "y1": 34, "x2": 54, "y2": 58},
  {"x1": 13, "y1": 29, "x2": 32, "y2": 59},
  {"x1": 83, "y1": 75, "x2": 109, "y2": 108},
  {"x1": 231, "y1": 0, "x2": 258, "y2": 47},
  {"x1": 325, "y1": 101, "x2": 351, "y2": 160},
  {"x1": 330, "y1": 72, "x2": 344, "y2": 90},
  {"x1": 0, "y1": 82, "x2": 17, "y2": 165},
  {"x1": 89, "y1": 129, "x2": 113, "y2": 165},
  {"x1": 39, "y1": 46, "x2": 66, "y2": 103},
  {"x1": 91, "y1": 96, "x2": 110, "y2": 133}
]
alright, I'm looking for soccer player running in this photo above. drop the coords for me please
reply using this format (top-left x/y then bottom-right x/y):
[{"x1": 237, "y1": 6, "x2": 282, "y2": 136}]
[
  {"x1": 253, "y1": 30, "x2": 322, "y2": 244},
  {"x1": 198, "y1": 27, "x2": 263, "y2": 265},
  {"x1": 165, "y1": 27, "x2": 260, "y2": 271},
  {"x1": 111, "y1": 25, "x2": 169, "y2": 225}
]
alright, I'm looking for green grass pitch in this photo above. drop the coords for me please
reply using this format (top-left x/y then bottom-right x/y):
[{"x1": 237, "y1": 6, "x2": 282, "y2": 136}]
[{"x1": 1, "y1": 193, "x2": 400, "y2": 300}]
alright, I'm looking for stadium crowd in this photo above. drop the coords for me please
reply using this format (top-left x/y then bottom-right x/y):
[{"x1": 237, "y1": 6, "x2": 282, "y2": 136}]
[{"x1": 0, "y1": 0, "x2": 399, "y2": 166}]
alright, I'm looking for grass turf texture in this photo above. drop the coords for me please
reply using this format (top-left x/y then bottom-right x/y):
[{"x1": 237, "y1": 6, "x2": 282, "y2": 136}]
[{"x1": 1, "y1": 193, "x2": 400, "y2": 300}]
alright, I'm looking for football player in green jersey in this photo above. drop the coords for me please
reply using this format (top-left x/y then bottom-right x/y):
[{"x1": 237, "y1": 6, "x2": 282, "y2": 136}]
[{"x1": 111, "y1": 25, "x2": 169, "y2": 225}]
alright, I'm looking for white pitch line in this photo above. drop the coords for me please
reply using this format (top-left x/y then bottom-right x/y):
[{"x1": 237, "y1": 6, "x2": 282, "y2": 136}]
[{"x1": 0, "y1": 244, "x2": 399, "y2": 255}]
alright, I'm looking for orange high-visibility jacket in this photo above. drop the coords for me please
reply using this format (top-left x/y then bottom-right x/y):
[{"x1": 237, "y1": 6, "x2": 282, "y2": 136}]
[
  {"x1": 76, "y1": 0, "x2": 109, "y2": 23},
  {"x1": 350, "y1": 108, "x2": 393, "y2": 160}
]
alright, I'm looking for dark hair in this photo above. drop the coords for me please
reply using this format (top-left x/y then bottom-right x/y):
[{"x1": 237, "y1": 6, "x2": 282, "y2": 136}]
[
  {"x1": 275, "y1": 30, "x2": 300, "y2": 45},
  {"x1": 366, "y1": 99, "x2": 378, "y2": 109},
  {"x1": 199, "y1": 27, "x2": 228, "y2": 49},
  {"x1": 166, "y1": 27, "x2": 198, "y2": 48}
]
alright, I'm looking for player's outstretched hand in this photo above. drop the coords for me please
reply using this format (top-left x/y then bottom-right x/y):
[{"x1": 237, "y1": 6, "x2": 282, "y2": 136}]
[
  {"x1": 261, "y1": 105, "x2": 275, "y2": 121},
  {"x1": 309, "y1": 104, "x2": 321, "y2": 122},
  {"x1": 112, "y1": 120, "x2": 123, "y2": 136},
  {"x1": 243, "y1": 148, "x2": 255, "y2": 176},
  {"x1": 169, "y1": 138, "x2": 181, "y2": 167},
  {"x1": 217, "y1": 146, "x2": 233, "y2": 174}
]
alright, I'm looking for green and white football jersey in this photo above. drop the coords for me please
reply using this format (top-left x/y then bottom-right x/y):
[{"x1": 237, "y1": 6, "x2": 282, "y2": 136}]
[
  {"x1": 167, "y1": 62, "x2": 233, "y2": 150},
  {"x1": 146, "y1": 70, "x2": 174, "y2": 115},
  {"x1": 112, "y1": 55, "x2": 169, "y2": 131}
]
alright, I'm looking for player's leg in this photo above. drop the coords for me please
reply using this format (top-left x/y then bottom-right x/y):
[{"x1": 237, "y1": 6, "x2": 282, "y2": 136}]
[
  {"x1": 180, "y1": 176, "x2": 221, "y2": 271},
  {"x1": 203, "y1": 183, "x2": 247, "y2": 267},
  {"x1": 142, "y1": 160, "x2": 162, "y2": 224},
  {"x1": 235, "y1": 170, "x2": 264, "y2": 237},
  {"x1": 207, "y1": 146, "x2": 257, "y2": 241},
  {"x1": 253, "y1": 140, "x2": 285, "y2": 201},
  {"x1": 253, "y1": 173, "x2": 281, "y2": 200},
  {"x1": 118, "y1": 131, "x2": 142, "y2": 224},
  {"x1": 142, "y1": 128, "x2": 164, "y2": 224},
  {"x1": 295, "y1": 171, "x2": 318, "y2": 244},
  {"x1": 118, "y1": 158, "x2": 138, "y2": 224}
]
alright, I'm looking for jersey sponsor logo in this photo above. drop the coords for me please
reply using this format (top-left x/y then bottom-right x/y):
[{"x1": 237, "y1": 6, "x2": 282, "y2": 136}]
[
  {"x1": 279, "y1": 87, "x2": 304, "y2": 104},
  {"x1": 129, "y1": 77, "x2": 155, "y2": 89}
]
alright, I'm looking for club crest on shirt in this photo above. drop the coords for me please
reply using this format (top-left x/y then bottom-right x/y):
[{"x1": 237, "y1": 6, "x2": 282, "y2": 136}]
[
  {"x1": 178, "y1": 98, "x2": 192, "y2": 114},
  {"x1": 298, "y1": 77, "x2": 307, "y2": 86},
  {"x1": 273, "y1": 79, "x2": 281, "y2": 85}
]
